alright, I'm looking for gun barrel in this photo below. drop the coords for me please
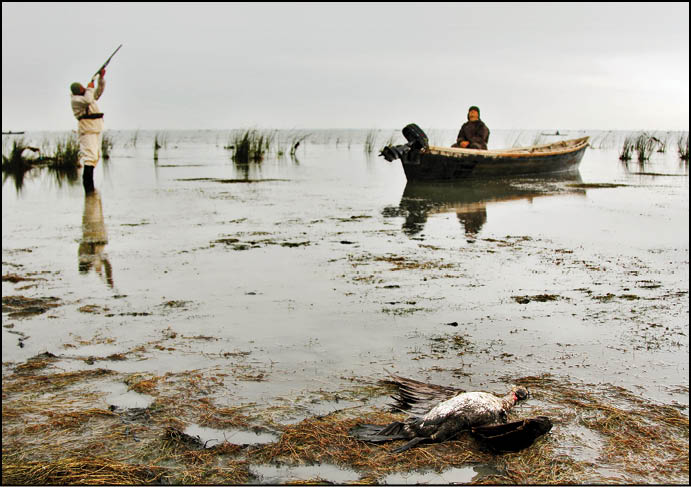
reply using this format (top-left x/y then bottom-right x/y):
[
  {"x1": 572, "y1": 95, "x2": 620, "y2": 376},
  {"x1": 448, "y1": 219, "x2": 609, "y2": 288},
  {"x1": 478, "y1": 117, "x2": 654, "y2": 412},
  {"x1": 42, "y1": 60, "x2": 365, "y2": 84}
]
[{"x1": 92, "y1": 44, "x2": 123, "y2": 80}]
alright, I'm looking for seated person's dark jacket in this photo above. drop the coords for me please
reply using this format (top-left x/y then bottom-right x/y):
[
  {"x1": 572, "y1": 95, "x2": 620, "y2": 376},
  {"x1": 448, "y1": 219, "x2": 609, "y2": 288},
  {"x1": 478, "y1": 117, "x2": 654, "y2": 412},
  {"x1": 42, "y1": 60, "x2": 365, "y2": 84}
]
[{"x1": 455, "y1": 121, "x2": 490, "y2": 150}]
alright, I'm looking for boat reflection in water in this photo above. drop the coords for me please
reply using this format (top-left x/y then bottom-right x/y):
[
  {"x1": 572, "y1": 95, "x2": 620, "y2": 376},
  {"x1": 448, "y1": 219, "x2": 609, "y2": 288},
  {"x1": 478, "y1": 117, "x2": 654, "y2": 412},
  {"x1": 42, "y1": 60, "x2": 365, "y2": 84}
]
[
  {"x1": 78, "y1": 190, "x2": 114, "y2": 288},
  {"x1": 383, "y1": 173, "x2": 587, "y2": 237}
]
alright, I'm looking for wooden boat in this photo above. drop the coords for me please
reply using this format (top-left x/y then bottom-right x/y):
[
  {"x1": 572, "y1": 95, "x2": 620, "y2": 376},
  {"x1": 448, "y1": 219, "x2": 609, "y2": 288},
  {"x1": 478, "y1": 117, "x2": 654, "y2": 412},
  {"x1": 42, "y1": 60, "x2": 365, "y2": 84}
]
[
  {"x1": 403, "y1": 137, "x2": 589, "y2": 181},
  {"x1": 380, "y1": 125, "x2": 589, "y2": 181}
]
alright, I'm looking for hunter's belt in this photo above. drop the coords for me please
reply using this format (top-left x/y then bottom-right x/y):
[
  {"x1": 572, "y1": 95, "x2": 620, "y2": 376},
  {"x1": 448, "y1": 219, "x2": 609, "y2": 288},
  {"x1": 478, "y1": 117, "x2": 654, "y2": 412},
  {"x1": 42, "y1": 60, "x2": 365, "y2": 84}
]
[{"x1": 78, "y1": 113, "x2": 104, "y2": 120}]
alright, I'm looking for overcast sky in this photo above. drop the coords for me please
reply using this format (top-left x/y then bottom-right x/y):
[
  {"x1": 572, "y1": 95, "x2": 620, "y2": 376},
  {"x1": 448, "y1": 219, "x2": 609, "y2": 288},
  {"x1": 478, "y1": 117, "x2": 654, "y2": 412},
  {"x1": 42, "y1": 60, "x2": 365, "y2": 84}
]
[{"x1": 2, "y1": 2, "x2": 689, "y2": 131}]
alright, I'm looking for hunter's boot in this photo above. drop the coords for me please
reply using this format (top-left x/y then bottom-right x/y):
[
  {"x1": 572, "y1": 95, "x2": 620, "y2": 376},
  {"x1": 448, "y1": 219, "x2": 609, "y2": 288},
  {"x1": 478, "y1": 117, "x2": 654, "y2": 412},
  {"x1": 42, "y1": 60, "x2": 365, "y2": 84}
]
[{"x1": 82, "y1": 165, "x2": 95, "y2": 193}]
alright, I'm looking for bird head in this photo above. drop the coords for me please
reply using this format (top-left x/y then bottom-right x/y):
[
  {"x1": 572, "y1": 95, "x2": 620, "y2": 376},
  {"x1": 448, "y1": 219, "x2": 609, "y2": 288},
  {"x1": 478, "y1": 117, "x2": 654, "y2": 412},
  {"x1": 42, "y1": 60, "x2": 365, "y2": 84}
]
[{"x1": 511, "y1": 386, "x2": 530, "y2": 403}]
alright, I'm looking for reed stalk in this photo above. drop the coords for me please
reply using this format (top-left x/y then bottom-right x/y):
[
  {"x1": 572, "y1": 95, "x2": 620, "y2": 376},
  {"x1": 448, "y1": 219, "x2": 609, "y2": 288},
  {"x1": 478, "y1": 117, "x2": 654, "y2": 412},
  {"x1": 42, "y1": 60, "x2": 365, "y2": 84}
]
[
  {"x1": 677, "y1": 134, "x2": 689, "y2": 161},
  {"x1": 290, "y1": 134, "x2": 309, "y2": 157},
  {"x1": 101, "y1": 131, "x2": 113, "y2": 160},
  {"x1": 154, "y1": 133, "x2": 161, "y2": 161},
  {"x1": 364, "y1": 130, "x2": 378, "y2": 154},
  {"x1": 654, "y1": 134, "x2": 667, "y2": 153},
  {"x1": 130, "y1": 129, "x2": 139, "y2": 148}
]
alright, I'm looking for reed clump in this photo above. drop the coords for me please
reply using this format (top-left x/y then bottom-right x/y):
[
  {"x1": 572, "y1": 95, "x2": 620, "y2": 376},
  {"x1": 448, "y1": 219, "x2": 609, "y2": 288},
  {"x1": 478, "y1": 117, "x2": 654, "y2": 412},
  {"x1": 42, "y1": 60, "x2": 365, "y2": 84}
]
[
  {"x1": 3, "y1": 134, "x2": 80, "y2": 172},
  {"x1": 153, "y1": 133, "x2": 161, "y2": 161},
  {"x1": 364, "y1": 130, "x2": 378, "y2": 154},
  {"x1": 677, "y1": 134, "x2": 689, "y2": 161},
  {"x1": 154, "y1": 131, "x2": 168, "y2": 160},
  {"x1": 227, "y1": 129, "x2": 274, "y2": 163},
  {"x1": 101, "y1": 132, "x2": 114, "y2": 160},
  {"x1": 1, "y1": 138, "x2": 36, "y2": 172},
  {"x1": 634, "y1": 133, "x2": 657, "y2": 162},
  {"x1": 619, "y1": 136, "x2": 635, "y2": 161},
  {"x1": 130, "y1": 129, "x2": 140, "y2": 148}
]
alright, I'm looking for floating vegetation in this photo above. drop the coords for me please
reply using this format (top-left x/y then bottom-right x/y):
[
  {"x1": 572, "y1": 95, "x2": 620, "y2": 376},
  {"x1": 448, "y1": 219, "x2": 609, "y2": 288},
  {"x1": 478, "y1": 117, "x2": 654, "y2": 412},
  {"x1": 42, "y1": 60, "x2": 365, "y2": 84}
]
[
  {"x1": 2, "y1": 295, "x2": 62, "y2": 318},
  {"x1": 2, "y1": 361, "x2": 688, "y2": 485},
  {"x1": 513, "y1": 294, "x2": 562, "y2": 304},
  {"x1": 1, "y1": 454, "x2": 167, "y2": 486}
]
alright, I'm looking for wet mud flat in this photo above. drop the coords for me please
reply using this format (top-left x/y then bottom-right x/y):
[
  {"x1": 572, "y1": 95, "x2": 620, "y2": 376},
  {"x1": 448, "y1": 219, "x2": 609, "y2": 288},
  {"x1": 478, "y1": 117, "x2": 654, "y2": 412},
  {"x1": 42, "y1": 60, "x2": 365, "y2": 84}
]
[
  {"x1": 1, "y1": 355, "x2": 688, "y2": 484},
  {"x1": 2, "y1": 129, "x2": 689, "y2": 484}
]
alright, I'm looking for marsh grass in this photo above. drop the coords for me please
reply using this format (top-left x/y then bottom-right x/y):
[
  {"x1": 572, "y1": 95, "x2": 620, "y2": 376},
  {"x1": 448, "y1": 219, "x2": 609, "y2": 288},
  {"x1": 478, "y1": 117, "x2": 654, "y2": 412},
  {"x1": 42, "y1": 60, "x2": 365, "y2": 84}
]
[
  {"x1": 275, "y1": 132, "x2": 309, "y2": 159},
  {"x1": 130, "y1": 129, "x2": 140, "y2": 148},
  {"x1": 677, "y1": 134, "x2": 689, "y2": 161},
  {"x1": 2, "y1": 360, "x2": 688, "y2": 485},
  {"x1": 1, "y1": 454, "x2": 168, "y2": 485},
  {"x1": 634, "y1": 133, "x2": 657, "y2": 162},
  {"x1": 101, "y1": 131, "x2": 113, "y2": 161},
  {"x1": 364, "y1": 130, "x2": 378, "y2": 154},
  {"x1": 153, "y1": 132, "x2": 166, "y2": 161},
  {"x1": 227, "y1": 129, "x2": 275, "y2": 163},
  {"x1": 619, "y1": 136, "x2": 635, "y2": 161},
  {"x1": 1, "y1": 138, "x2": 35, "y2": 172},
  {"x1": 589, "y1": 130, "x2": 615, "y2": 150},
  {"x1": 289, "y1": 133, "x2": 309, "y2": 158}
]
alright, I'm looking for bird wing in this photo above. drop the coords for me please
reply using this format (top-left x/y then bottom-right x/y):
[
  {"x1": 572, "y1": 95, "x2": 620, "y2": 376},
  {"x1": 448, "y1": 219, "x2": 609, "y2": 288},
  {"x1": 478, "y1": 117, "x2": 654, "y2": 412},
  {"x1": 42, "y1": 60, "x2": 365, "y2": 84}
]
[{"x1": 382, "y1": 371, "x2": 465, "y2": 416}]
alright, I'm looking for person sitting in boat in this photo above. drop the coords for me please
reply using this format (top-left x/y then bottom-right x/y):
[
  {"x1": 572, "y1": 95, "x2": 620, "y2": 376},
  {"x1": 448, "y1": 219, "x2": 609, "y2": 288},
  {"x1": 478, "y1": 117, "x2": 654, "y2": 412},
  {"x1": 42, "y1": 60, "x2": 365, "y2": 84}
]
[{"x1": 452, "y1": 106, "x2": 489, "y2": 150}]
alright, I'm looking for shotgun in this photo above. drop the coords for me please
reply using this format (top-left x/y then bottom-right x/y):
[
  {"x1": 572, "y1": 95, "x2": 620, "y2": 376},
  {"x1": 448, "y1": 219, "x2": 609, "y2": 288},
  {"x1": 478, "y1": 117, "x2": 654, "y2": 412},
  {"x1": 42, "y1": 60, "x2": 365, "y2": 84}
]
[{"x1": 91, "y1": 44, "x2": 123, "y2": 81}]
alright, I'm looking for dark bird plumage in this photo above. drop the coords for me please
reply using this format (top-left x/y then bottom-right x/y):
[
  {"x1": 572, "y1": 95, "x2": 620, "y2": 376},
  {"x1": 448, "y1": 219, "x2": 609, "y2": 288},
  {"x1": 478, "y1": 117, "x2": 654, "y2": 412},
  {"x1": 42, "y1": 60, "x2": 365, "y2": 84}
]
[
  {"x1": 471, "y1": 416, "x2": 553, "y2": 452},
  {"x1": 383, "y1": 372, "x2": 464, "y2": 416},
  {"x1": 350, "y1": 372, "x2": 534, "y2": 453}
]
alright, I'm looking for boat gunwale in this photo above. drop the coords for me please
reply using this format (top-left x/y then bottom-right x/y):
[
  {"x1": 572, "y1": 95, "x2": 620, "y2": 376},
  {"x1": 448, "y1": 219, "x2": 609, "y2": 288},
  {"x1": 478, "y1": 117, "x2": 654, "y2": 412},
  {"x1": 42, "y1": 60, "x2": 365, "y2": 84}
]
[{"x1": 424, "y1": 136, "x2": 590, "y2": 159}]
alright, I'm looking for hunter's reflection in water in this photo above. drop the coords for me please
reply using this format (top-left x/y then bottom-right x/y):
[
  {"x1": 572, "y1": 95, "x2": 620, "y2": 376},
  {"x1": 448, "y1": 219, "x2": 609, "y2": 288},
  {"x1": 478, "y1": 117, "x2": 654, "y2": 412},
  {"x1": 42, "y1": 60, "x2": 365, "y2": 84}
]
[
  {"x1": 383, "y1": 174, "x2": 586, "y2": 237},
  {"x1": 78, "y1": 190, "x2": 113, "y2": 287}
]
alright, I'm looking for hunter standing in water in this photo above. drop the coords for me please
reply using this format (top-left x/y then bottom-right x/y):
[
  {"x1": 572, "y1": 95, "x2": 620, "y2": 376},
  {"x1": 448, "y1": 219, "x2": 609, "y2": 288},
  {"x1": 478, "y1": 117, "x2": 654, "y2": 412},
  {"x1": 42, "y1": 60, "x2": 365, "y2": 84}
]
[
  {"x1": 70, "y1": 69, "x2": 106, "y2": 192},
  {"x1": 453, "y1": 106, "x2": 490, "y2": 150}
]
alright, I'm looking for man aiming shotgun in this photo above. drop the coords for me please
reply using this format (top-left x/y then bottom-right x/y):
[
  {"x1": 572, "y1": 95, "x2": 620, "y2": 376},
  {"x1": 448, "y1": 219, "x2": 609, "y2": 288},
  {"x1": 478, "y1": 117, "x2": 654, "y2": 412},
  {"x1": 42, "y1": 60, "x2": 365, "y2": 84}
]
[{"x1": 70, "y1": 44, "x2": 122, "y2": 192}]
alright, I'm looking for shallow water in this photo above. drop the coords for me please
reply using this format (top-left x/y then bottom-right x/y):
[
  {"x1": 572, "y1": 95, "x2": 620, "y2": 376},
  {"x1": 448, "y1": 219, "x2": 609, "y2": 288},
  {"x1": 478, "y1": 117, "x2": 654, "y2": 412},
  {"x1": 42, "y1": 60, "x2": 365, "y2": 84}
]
[{"x1": 2, "y1": 129, "x2": 689, "y2": 455}]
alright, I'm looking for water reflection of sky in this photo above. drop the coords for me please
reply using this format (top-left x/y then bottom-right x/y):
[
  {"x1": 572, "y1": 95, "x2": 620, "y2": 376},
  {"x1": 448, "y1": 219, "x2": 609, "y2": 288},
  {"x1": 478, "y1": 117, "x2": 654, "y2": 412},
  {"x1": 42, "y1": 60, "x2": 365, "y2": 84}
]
[{"x1": 2, "y1": 129, "x2": 688, "y2": 409}]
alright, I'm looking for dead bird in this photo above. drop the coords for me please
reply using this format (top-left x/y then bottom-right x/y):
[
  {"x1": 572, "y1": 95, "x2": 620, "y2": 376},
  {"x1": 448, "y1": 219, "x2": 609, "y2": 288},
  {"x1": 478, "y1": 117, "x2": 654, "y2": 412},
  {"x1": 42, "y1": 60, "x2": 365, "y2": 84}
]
[
  {"x1": 383, "y1": 372, "x2": 465, "y2": 415},
  {"x1": 351, "y1": 373, "x2": 529, "y2": 453},
  {"x1": 471, "y1": 416, "x2": 552, "y2": 453}
]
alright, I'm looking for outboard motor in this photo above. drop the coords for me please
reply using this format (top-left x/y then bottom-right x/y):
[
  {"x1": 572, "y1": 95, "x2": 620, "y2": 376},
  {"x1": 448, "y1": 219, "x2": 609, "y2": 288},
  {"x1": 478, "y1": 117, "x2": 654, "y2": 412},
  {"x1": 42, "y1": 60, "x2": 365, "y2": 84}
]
[{"x1": 380, "y1": 123, "x2": 429, "y2": 162}]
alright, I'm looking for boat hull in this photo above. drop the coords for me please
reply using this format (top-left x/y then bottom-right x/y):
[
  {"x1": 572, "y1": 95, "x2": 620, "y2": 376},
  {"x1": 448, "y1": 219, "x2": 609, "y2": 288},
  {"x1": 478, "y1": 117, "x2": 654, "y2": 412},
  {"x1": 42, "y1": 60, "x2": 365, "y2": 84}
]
[{"x1": 401, "y1": 138, "x2": 588, "y2": 181}]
